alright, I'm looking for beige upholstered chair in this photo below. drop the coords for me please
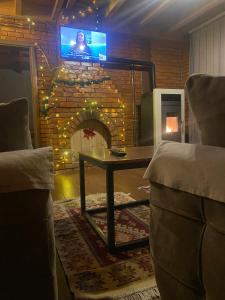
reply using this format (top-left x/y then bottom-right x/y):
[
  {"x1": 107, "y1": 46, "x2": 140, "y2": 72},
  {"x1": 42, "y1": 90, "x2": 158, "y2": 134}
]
[
  {"x1": 0, "y1": 99, "x2": 57, "y2": 300},
  {"x1": 144, "y1": 74, "x2": 225, "y2": 300}
]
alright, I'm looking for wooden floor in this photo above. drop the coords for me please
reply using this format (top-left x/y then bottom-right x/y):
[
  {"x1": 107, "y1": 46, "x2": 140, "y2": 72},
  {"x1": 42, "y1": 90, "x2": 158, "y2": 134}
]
[{"x1": 53, "y1": 166, "x2": 150, "y2": 202}]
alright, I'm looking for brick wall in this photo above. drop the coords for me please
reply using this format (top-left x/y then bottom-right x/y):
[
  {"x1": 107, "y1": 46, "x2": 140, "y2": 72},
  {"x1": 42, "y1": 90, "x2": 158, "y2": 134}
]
[
  {"x1": 108, "y1": 32, "x2": 150, "y2": 60},
  {"x1": 0, "y1": 15, "x2": 190, "y2": 168},
  {"x1": 150, "y1": 39, "x2": 189, "y2": 89},
  {"x1": 106, "y1": 34, "x2": 189, "y2": 145}
]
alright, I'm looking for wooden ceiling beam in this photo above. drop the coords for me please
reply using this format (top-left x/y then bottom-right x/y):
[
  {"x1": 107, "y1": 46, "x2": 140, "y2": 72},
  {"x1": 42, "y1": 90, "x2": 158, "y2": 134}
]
[
  {"x1": 141, "y1": 0, "x2": 177, "y2": 25},
  {"x1": 14, "y1": 0, "x2": 22, "y2": 15},
  {"x1": 65, "y1": 0, "x2": 76, "y2": 9},
  {"x1": 106, "y1": 0, "x2": 127, "y2": 17},
  {"x1": 51, "y1": 0, "x2": 65, "y2": 20},
  {"x1": 169, "y1": 0, "x2": 225, "y2": 31}
]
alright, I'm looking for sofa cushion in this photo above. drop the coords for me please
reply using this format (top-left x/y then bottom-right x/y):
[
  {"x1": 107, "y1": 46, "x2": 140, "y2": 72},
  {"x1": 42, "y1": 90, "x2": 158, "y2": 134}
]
[
  {"x1": 0, "y1": 147, "x2": 54, "y2": 193},
  {"x1": 0, "y1": 98, "x2": 32, "y2": 152},
  {"x1": 186, "y1": 74, "x2": 225, "y2": 147},
  {"x1": 144, "y1": 141, "x2": 225, "y2": 203}
]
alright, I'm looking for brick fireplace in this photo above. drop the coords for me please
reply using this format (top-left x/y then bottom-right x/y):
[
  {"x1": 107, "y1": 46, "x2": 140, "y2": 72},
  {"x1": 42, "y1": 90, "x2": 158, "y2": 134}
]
[{"x1": 47, "y1": 61, "x2": 126, "y2": 169}]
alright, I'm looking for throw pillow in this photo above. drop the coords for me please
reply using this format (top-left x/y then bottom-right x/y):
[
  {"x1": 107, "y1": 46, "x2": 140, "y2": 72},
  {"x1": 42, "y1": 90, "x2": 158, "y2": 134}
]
[
  {"x1": 186, "y1": 74, "x2": 225, "y2": 147},
  {"x1": 0, "y1": 98, "x2": 33, "y2": 152}
]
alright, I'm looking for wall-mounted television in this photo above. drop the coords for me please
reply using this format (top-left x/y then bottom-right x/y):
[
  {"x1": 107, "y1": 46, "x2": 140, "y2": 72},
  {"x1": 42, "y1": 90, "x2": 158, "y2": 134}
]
[{"x1": 60, "y1": 26, "x2": 107, "y2": 62}]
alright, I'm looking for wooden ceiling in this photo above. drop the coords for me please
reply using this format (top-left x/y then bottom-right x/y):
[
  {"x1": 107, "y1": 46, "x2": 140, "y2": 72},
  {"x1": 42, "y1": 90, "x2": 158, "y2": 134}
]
[
  {"x1": 104, "y1": 0, "x2": 225, "y2": 38},
  {"x1": 0, "y1": 0, "x2": 55, "y2": 16},
  {"x1": 0, "y1": 0, "x2": 225, "y2": 38}
]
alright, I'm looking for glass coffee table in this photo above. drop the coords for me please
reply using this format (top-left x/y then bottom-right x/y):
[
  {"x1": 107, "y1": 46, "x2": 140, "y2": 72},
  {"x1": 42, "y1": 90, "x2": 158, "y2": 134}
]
[{"x1": 79, "y1": 146, "x2": 154, "y2": 253}]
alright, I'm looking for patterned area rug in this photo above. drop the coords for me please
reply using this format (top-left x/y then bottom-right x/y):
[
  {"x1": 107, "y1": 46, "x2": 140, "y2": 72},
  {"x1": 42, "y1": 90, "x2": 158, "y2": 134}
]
[{"x1": 53, "y1": 192, "x2": 160, "y2": 299}]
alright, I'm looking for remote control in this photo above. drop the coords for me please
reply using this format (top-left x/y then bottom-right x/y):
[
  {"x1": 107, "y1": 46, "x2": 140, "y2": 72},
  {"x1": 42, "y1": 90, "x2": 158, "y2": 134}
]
[{"x1": 110, "y1": 148, "x2": 127, "y2": 157}]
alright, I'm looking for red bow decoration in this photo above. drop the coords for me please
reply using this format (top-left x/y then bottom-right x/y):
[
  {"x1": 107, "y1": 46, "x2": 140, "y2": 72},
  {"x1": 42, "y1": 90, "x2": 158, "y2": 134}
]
[{"x1": 83, "y1": 128, "x2": 96, "y2": 140}]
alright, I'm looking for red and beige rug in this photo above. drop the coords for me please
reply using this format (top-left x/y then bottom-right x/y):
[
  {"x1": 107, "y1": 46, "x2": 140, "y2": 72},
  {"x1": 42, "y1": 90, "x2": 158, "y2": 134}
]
[{"x1": 53, "y1": 192, "x2": 160, "y2": 299}]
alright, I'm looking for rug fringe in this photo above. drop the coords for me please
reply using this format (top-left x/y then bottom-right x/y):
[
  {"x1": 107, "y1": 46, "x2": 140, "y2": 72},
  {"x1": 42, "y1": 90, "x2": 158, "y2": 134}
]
[{"x1": 116, "y1": 286, "x2": 160, "y2": 300}]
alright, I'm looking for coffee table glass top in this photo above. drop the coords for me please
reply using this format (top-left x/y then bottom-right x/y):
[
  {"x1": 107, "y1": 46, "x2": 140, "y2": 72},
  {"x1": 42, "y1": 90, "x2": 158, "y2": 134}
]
[{"x1": 79, "y1": 146, "x2": 155, "y2": 164}]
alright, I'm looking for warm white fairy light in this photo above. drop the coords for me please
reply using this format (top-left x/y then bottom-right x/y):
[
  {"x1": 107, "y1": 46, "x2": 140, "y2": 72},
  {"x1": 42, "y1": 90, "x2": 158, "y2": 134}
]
[{"x1": 60, "y1": 0, "x2": 97, "y2": 25}]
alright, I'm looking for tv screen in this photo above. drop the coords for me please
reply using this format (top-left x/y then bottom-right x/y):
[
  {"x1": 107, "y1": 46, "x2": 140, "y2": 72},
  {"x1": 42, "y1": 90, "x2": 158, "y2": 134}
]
[{"x1": 60, "y1": 26, "x2": 107, "y2": 62}]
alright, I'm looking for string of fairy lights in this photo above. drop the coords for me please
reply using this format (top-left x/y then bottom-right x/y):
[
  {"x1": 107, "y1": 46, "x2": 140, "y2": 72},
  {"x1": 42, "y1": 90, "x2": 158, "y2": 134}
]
[
  {"x1": 34, "y1": 46, "x2": 126, "y2": 169},
  {"x1": 48, "y1": 64, "x2": 126, "y2": 169},
  {"x1": 25, "y1": 1, "x2": 126, "y2": 169},
  {"x1": 60, "y1": 0, "x2": 101, "y2": 30}
]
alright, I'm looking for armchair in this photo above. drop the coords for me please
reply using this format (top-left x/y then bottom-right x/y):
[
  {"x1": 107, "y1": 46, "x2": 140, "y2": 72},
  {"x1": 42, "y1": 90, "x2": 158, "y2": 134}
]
[
  {"x1": 0, "y1": 99, "x2": 57, "y2": 300},
  {"x1": 144, "y1": 74, "x2": 225, "y2": 300}
]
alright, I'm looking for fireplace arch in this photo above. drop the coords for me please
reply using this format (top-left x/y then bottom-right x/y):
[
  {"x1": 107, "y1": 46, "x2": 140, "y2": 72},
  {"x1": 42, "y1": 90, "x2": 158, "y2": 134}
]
[
  {"x1": 51, "y1": 108, "x2": 124, "y2": 169},
  {"x1": 70, "y1": 118, "x2": 112, "y2": 164}
]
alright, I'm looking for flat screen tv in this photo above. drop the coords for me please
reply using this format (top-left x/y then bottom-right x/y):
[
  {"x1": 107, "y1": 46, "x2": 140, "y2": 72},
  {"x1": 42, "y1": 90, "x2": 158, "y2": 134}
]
[{"x1": 60, "y1": 26, "x2": 107, "y2": 62}]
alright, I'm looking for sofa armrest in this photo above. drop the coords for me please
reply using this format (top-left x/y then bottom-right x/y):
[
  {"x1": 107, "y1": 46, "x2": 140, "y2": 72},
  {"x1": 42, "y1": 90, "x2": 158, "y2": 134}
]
[
  {"x1": 144, "y1": 141, "x2": 225, "y2": 203},
  {"x1": 0, "y1": 147, "x2": 54, "y2": 193}
]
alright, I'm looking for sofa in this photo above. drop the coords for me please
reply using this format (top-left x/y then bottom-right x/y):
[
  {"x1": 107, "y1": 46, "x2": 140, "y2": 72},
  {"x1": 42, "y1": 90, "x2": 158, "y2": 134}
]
[
  {"x1": 144, "y1": 74, "x2": 225, "y2": 300},
  {"x1": 0, "y1": 98, "x2": 57, "y2": 300}
]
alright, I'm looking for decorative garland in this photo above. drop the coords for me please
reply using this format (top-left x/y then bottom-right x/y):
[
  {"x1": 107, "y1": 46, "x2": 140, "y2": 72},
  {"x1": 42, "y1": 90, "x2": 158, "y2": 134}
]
[
  {"x1": 39, "y1": 74, "x2": 112, "y2": 117},
  {"x1": 54, "y1": 76, "x2": 111, "y2": 87}
]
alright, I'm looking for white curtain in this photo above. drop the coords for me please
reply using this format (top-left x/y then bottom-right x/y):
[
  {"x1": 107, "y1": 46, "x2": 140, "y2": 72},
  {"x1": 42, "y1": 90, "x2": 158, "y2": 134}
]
[{"x1": 189, "y1": 15, "x2": 225, "y2": 142}]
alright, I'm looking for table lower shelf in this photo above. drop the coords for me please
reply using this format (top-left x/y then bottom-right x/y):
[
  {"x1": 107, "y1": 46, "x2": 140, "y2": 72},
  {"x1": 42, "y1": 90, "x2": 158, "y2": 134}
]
[{"x1": 82, "y1": 199, "x2": 150, "y2": 253}]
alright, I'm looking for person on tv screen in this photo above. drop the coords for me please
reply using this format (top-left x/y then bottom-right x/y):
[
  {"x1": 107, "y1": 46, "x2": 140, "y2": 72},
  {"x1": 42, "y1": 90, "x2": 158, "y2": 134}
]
[{"x1": 70, "y1": 31, "x2": 91, "y2": 57}]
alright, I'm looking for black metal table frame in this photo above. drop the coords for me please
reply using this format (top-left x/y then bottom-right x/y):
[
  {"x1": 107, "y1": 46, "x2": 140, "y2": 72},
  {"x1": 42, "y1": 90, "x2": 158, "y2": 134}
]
[{"x1": 79, "y1": 153, "x2": 151, "y2": 253}]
